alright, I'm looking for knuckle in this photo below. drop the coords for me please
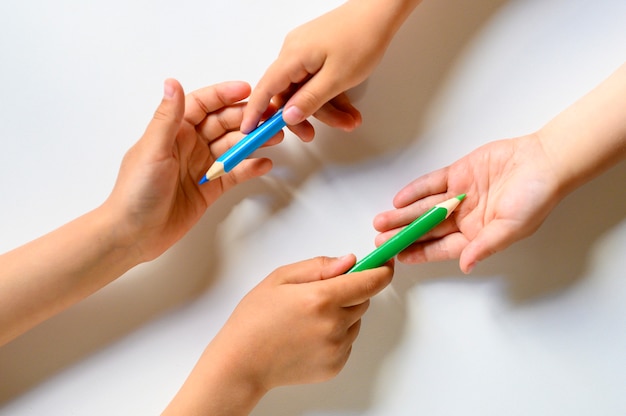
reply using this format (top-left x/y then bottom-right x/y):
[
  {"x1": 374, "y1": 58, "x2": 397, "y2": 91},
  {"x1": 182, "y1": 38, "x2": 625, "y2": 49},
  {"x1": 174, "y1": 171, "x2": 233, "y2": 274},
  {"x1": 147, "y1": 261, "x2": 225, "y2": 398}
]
[
  {"x1": 302, "y1": 286, "x2": 331, "y2": 313},
  {"x1": 294, "y1": 88, "x2": 324, "y2": 111}
]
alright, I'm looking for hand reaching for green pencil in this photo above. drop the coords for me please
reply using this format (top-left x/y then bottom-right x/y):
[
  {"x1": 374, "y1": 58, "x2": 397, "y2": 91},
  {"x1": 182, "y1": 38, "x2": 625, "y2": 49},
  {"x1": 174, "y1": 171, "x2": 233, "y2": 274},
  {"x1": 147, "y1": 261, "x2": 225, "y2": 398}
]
[
  {"x1": 373, "y1": 136, "x2": 561, "y2": 274},
  {"x1": 373, "y1": 63, "x2": 626, "y2": 274}
]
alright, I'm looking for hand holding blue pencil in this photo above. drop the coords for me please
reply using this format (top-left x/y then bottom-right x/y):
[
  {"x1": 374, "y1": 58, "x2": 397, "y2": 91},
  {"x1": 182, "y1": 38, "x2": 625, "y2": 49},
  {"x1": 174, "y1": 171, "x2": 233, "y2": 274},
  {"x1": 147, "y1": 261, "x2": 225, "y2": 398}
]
[{"x1": 199, "y1": 108, "x2": 286, "y2": 184}]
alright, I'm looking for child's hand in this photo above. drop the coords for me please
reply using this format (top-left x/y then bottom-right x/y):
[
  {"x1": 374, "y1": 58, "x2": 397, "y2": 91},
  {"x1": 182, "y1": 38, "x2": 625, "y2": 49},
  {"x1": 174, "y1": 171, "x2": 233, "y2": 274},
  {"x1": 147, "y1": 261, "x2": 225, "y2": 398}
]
[
  {"x1": 163, "y1": 255, "x2": 393, "y2": 415},
  {"x1": 373, "y1": 135, "x2": 561, "y2": 274},
  {"x1": 103, "y1": 79, "x2": 278, "y2": 262},
  {"x1": 374, "y1": 64, "x2": 626, "y2": 274},
  {"x1": 241, "y1": 0, "x2": 417, "y2": 140},
  {"x1": 219, "y1": 255, "x2": 393, "y2": 388}
]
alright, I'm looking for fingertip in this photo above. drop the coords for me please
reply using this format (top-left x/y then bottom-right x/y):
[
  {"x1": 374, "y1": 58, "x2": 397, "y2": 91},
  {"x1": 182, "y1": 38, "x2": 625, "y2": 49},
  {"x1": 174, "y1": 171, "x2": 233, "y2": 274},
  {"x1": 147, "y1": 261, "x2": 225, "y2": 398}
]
[
  {"x1": 146, "y1": 78, "x2": 184, "y2": 143},
  {"x1": 373, "y1": 233, "x2": 386, "y2": 248},
  {"x1": 340, "y1": 118, "x2": 360, "y2": 132},
  {"x1": 283, "y1": 105, "x2": 305, "y2": 125},
  {"x1": 254, "y1": 158, "x2": 274, "y2": 178},
  {"x1": 163, "y1": 78, "x2": 182, "y2": 100},
  {"x1": 460, "y1": 244, "x2": 482, "y2": 274},
  {"x1": 287, "y1": 121, "x2": 315, "y2": 143},
  {"x1": 314, "y1": 254, "x2": 355, "y2": 281},
  {"x1": 378, "y1": 257, "x2": 395, "y2": 273},
  {"x1": 337, "y1": 253, "x2": 357, "y2": 270},
  {"x1": 372, "y1": 213, "x2": 386, "y2": 232},
  {"x1": 241, "y1": 105, "x2": 273, "y2": 134},
  {"x1": 461, "y1": 260, "x2": 476, "y2": 275},
  {"x1": 240, "y1": 117, "x2": 257, "y2": 134},
  {"x1": 329, "y1": 254, "x2": 357, "y2": 278},
  {"x1": 163, "y1": 80, "x2": 175, "y2": 99}
]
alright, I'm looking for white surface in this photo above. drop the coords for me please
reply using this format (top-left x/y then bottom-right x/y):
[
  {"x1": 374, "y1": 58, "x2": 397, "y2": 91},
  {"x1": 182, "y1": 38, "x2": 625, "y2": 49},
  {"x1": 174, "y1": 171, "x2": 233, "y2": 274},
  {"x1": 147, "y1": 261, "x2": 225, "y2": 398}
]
[{"x1": 1, "y1": 0, "x2": 625, "y2": 415}]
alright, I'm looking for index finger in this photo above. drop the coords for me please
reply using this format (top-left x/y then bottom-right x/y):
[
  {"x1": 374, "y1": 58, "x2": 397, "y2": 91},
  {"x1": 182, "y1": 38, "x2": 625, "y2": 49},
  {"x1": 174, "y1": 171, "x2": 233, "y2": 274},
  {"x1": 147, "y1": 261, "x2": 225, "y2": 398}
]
[
  {"x1": 242, "y1": 58, "x2": 313, "y2": 133},
  {"x1": 317, "y1": 263, "x2": 394, "y2": 307},
  {"x1": 393, "y1": 167, "x2": 450, "y2": 208},
  {"x1": 184, "y1": 81, "x2": 251, "y2": 127}
]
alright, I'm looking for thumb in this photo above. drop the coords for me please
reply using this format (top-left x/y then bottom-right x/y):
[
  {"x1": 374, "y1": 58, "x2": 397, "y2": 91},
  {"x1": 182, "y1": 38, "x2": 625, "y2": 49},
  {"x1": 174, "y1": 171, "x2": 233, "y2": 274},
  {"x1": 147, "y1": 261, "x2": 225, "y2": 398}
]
[
  {"x1": 142, "y1": 78, "x2": 185, "y2": 154},
  {"x1": 282, "y1": 73, "x2": 339, "y2": 125},
  {"x1": 274, "y1": 255, "x2": 356, "y2": 285},
  {"x1": 459, "y1": 220, "x2": 519, "y2": 274}
]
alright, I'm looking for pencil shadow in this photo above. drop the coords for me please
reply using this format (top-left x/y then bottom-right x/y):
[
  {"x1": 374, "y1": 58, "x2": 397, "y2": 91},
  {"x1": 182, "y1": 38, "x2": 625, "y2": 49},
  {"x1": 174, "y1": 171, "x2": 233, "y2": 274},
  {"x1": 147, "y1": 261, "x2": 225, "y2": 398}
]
[
  {"x1": 391, "y1": 161, "x2": 626, "y2": 304},
  {"x1": 0, "y1": 180, "x2": 264, "y2": 404}
]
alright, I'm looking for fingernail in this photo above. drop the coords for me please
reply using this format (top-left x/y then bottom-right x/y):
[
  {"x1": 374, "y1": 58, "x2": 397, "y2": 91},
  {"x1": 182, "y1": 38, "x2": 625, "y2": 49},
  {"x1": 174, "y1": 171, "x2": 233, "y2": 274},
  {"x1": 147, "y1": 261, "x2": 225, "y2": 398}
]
[
  {"x1": 163, "y1": 80, "x2": 175, "y2": 99},
  {"x1": 282, "y1": 105, "x2": 304, "y2": 124}
]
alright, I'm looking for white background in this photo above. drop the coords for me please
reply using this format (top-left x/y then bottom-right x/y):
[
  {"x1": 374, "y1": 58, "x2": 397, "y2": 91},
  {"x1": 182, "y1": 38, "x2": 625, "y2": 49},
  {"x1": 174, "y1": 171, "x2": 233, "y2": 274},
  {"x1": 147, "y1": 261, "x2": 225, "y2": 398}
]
[{"x1": 1, "y1": 0, "x2": 625, "y2": 415}]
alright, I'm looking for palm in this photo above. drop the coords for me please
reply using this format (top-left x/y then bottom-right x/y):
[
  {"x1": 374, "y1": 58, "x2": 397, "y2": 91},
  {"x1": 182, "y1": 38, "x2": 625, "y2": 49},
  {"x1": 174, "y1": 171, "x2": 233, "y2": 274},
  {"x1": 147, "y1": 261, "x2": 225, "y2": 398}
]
[
  {"x1": 450, "y1": 136, "x2": 558, "y2": 246},
  {"x1": 139, "y1": 122, "x2": 231, "y2": 250},
  {"x1": 375, "y1": 134, "x2": 561, "y2": 272},
  {"x1": 107, "y1": 81, "x2": 272, "y2": 262}
]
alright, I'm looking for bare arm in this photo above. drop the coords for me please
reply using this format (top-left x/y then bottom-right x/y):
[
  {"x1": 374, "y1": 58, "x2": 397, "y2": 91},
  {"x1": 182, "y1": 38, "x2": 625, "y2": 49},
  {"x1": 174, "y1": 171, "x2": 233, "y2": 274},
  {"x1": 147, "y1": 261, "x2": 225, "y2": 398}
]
[{"x1": 0, "y1": 79, "x2": 273, "y2": 345}]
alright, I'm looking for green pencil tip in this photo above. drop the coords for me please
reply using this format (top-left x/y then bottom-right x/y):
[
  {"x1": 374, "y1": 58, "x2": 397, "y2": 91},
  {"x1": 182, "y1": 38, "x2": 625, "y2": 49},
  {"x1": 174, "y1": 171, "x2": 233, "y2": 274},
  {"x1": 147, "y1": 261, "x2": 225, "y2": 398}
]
[{"x1": 456, "y1": 193, "x2": 467, "y2": 201}]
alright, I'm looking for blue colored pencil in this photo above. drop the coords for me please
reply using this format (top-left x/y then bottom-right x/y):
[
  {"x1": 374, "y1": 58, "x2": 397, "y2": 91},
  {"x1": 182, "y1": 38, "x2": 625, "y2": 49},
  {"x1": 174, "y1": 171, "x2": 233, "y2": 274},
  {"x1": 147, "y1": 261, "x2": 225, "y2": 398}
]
[{"x1": 198, "y1": 108, "x2": 286, "y2": 184}]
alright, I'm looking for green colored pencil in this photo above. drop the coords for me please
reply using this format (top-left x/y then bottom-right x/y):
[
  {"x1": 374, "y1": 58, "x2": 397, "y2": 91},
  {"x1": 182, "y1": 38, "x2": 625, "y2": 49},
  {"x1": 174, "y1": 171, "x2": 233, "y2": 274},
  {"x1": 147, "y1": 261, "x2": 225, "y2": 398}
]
[{"x1": 348, "y1": 194, "x2": 466, "y2": 273}]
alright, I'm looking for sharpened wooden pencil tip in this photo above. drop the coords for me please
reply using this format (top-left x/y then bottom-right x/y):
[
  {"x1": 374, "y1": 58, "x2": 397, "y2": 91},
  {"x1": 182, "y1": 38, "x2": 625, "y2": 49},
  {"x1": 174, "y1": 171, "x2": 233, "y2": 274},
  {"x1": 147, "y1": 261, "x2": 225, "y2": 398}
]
[{"x1": 202, "y1": 161, "x2": 226, "y2": 183}]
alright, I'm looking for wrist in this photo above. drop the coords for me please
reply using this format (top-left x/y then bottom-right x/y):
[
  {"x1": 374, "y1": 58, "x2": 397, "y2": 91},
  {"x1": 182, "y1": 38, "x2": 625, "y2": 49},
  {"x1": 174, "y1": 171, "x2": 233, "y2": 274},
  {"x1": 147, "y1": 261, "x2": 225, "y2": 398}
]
[
  {"x1": 347, "y1": 0, "x2": 421, "y2": 41},
  {"x1": 0, "y1": 205, "x2": 141, "y2": 344},
  {"x1": 537, "y1": 64, "x2": 626, "y2": 196},
  {"x1": 534, "y1": 129, "x2": 577, "y2": 199},
  {"x1": 91, "y1": 202, "x2": 145, "y2": 268},
  {"x1": 164, "y1": 338, "x2": 268, "y2": 416}
]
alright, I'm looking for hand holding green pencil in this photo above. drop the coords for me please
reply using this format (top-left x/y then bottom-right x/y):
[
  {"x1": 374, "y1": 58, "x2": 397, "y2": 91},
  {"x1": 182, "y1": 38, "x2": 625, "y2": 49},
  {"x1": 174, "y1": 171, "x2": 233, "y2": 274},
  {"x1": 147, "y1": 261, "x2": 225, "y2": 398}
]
[{"x1": 348, "y1": 194, "x2": 466, "y2": 273}]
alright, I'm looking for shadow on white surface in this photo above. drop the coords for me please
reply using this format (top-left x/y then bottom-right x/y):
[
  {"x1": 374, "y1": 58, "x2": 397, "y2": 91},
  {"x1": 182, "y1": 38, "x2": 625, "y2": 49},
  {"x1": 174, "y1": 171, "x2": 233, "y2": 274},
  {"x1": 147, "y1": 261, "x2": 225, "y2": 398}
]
[{"x1": 2, "y1": 0, "x2": 625, "y2": 414}]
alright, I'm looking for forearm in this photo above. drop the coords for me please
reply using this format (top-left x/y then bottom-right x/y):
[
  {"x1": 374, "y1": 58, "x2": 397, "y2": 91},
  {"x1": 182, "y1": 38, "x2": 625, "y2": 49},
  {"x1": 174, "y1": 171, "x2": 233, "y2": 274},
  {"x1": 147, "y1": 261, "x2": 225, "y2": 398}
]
[
  {"x1": 538, "y1": 63, "x2": 626, "y2": 197},
  {"x1": 347, "y1": 0, "x2": 421, "y2": 42},
  {"x1": 162, "y1": 335, "x2": 267, "y2": 416},
  {"x1": 0, "y1": 205, "x2": 139, "y2": 345}
]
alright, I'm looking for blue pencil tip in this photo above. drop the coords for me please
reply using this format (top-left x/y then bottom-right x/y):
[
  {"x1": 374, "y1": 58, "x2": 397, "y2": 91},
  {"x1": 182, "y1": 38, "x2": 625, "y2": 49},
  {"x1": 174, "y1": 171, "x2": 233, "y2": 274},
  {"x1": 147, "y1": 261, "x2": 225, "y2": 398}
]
[{"x1": 198, "y1": 176, "x2": 208, "y2": 185}]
